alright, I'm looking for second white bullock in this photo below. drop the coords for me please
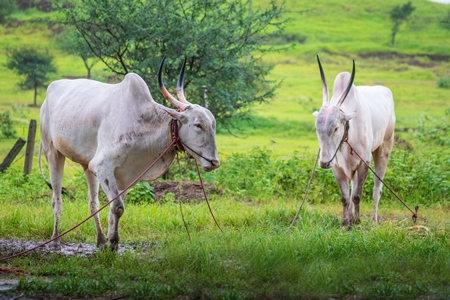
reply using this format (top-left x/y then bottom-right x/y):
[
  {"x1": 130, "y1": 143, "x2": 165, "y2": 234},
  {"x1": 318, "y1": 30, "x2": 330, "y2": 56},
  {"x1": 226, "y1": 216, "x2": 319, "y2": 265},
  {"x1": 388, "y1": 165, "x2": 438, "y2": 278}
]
[
  {"x1": 39, "y1": 57, "x2": 220, "y2": 250},
  {"x1": 313, "y1": 56, "x2": 395, "y2": 226}
]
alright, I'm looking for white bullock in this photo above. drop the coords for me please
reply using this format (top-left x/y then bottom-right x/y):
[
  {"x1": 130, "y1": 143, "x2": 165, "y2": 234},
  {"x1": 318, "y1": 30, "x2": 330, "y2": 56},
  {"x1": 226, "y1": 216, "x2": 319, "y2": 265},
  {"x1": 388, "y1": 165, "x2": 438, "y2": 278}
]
[
  {"x1": 39, "y1": 57, "x2": 220, "y2": 250},
  {"x1": 313, "y1": 56, "x2": 395, "y2": 226}
]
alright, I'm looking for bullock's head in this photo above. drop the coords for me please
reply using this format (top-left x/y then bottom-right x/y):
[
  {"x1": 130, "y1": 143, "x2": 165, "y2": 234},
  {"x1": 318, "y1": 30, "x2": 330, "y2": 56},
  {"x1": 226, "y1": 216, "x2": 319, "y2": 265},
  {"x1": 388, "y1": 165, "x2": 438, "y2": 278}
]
[
  {"x1": 312, "y1": 56, "x2": 356, "y2": 169},
  {"x1": 158, "y1": 56, "x2": 220, "y2": 172}
]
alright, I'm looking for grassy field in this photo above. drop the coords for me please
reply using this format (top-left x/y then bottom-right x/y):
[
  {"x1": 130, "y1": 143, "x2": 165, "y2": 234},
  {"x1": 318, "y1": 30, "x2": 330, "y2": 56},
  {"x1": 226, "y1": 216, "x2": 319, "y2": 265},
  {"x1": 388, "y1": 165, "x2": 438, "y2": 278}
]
[
  {"x1": 0, "y1": 0, "x2": 449, "y2": 299},
  {"x1": 0, "y1": 158, "x2": 449, "y2": 299}
]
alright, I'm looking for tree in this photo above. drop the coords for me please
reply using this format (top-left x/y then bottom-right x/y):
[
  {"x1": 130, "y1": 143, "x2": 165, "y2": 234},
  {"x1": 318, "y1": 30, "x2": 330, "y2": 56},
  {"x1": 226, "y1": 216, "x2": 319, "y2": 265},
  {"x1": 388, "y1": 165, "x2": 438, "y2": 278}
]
[
  {"x1": 389, "y1": 1, "x2": 415, "y2": 46},
  {"x1": 440, "y1": 10, "x2": 450, "y2": 31},
  {"x1": 55, "y1": 29, "x2": 98, "y2": 79},
  {"x1": 0, "y1": 0, "x2": 17, "y2": 24},
  {"x1": 60, "y1": 0, "x2": 288, "y2": 130},
  {"x1": 6, "y1": 47, "x2": 56, "y2": 106}
]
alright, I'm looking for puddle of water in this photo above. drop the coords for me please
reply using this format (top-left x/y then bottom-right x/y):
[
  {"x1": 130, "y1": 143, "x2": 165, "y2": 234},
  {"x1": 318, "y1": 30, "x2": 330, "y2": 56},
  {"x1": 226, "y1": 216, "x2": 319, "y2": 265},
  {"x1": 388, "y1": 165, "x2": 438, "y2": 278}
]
[
  {"x1": 0, "y1": 239, "x2": 154, "y2": 259},
  {"x1": 0, "y1": 279, "x2": 18, "y2": 291}
]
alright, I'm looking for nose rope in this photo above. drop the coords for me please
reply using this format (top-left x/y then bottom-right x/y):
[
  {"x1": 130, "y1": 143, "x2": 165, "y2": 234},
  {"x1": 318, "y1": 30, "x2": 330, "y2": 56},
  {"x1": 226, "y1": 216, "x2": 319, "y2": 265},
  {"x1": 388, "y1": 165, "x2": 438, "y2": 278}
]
[
  {"x1": 323, "y1": 120, "x2": 349, "y2": 166},
  {"x1": 171, "y1": 119, "x2": 218, "y2": 165}
]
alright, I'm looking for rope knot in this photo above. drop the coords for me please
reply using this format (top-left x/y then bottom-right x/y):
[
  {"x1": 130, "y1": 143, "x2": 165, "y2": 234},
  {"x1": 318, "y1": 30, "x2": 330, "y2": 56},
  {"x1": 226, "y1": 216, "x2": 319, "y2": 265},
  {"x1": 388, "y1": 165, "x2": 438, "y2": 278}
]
[{"x1": 171, "y1": 119, "x2": 185, "y2": 152}]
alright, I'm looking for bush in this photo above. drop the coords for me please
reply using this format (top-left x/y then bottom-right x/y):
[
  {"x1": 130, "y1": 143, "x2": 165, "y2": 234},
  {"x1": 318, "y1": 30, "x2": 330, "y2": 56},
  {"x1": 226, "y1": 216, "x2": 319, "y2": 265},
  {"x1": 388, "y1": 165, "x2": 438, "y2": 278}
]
[
  {"x1": 210, "y1": 147, "x2": 449, "y2": 205},
  {"x1": 437, "y1": 77, "x2": 450, "y2": 89},
  {"x1": 0, "y1": 110, "x2": 16, "y2": 138},
  {"x1": 415, "y1": 108, "x2": 450, "y2": 146},
  {"x1": 126, "y1": 181, "x2": 155, "y2": 205},
  {"x1": 0, "y1": 0, "x2": 17, "y2": 24}
]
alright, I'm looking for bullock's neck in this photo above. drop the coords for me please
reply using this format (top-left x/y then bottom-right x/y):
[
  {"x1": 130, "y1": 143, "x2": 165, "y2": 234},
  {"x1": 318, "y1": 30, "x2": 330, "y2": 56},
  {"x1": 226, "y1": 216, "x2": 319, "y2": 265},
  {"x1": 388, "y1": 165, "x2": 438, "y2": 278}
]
[{"x1": 339, "y1": 89, "x2": 363, "y2": 142}]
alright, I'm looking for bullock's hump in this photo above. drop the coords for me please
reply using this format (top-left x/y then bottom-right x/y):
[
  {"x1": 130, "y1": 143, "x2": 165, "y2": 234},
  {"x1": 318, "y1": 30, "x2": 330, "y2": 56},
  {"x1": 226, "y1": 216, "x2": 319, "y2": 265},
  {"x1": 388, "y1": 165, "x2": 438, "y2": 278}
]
[
  {"x1": 333, "y1": 72, "x2": 353, "y2": 96},
  {"x1": 122, "y1": 72, "x2": 154, "y2": 101}
]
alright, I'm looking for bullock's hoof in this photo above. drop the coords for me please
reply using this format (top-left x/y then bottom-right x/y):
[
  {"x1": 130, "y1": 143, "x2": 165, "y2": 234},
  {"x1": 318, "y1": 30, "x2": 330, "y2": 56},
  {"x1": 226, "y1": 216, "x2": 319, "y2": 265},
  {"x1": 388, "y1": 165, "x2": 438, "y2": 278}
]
[
  {"x1": 109, "y1": 242, "x2": 119, "y2": 252},
  {"x1": 107, "y1": 237, "x2": 119, "y2": 252},
  {"x1": 340, "y1": 219, "x2": 353, "y2": 230},
  {"x1": 47, "y1": 240, "x2": 61, "y2": 251},
  {"x1": 96, "y1": 233, "x2": 107, "y2": 249}
]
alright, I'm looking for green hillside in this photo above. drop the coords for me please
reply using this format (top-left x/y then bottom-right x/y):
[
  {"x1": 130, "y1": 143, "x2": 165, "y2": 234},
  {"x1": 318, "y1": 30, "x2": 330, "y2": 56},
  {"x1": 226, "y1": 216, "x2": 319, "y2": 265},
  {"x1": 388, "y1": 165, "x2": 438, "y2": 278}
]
[{"x1": 0, "y1": 0, "x2": 449, "y2": 159}]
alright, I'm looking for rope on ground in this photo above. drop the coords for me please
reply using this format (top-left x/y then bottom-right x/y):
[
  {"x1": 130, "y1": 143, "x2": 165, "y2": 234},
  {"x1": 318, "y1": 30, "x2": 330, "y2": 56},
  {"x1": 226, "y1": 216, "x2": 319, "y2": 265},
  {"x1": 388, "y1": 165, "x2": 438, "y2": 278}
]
[{"x1": 289, "y1": 148, "x2": 320, "y2": 229}]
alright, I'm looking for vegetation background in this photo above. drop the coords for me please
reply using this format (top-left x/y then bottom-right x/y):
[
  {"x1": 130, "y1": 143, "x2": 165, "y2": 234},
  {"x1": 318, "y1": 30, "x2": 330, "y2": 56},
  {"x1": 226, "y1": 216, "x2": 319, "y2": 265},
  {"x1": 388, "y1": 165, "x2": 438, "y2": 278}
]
[{"x1": 0, "y1": 0, "x2": 449, "y2": 299}]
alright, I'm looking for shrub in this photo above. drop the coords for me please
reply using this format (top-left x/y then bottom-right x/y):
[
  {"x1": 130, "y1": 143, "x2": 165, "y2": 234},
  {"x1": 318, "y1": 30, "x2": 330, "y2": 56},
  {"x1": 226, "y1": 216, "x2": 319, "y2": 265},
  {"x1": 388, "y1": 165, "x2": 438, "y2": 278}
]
[
  {"x1": 415, "y1": 108, "x2": 450, "y2": 146},
  {"x1": 437, "y1": 77, "x2": 450, "y2": 89},
  {"x1": 126, "y1": 181, "x2": 155, "y2": 205},
  {"x1": 210, "y1": 147, "x2": 449, "y2": 205},
  {"x1": 0, "y1": 110, "x2": 16, "y2": 138}
]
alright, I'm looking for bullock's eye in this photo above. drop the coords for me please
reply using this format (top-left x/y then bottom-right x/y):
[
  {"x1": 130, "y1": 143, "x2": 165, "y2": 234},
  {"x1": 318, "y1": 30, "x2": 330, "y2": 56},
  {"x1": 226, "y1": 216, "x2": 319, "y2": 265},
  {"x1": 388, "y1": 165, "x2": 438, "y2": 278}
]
[
  {"x1": 334, "y1": 127, "x2": 339, "y2": 134},
  {"x1": 194, "y1": 123, "x2": 204, "y2": 131}
]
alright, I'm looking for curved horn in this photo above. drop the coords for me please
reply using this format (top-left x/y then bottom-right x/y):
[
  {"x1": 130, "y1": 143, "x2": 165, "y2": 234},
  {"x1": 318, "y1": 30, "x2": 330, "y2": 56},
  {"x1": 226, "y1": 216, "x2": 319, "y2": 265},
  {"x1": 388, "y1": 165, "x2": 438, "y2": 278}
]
[
  {"x1": 176, "y1": 57, "x2": 191, "y2": 104},
  {"x1": 317, "y1": 55, "x2": 329, "y2": 106},
  {"x1": 336, "y1": 59, "x2": 356, "y2": 108},
  {"x1": 158, "y1": 55, "x2": 188, "y2": 111}
]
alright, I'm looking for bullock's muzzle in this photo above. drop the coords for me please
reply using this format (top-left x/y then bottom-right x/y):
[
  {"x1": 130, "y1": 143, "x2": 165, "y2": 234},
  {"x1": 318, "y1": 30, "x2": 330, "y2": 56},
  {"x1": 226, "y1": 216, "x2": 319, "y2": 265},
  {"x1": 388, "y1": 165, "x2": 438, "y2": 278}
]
[
  {"x1": 203, "y1": 159, "x2": 220, "y2": 172},
  {"x1": 320, "y1": 161, "x2": 332, "y2": 169}
]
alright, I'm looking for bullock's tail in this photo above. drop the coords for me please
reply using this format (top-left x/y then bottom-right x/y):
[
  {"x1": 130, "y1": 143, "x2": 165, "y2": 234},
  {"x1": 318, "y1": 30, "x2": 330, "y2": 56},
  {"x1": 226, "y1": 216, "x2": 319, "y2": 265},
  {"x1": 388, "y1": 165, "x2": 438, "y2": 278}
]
[
  {"x1": 38, "y1": 142, "x2": 67, "y2": 195},
  {"x1": 38, "y1": 141, "x2": 52, "y2": 190}
]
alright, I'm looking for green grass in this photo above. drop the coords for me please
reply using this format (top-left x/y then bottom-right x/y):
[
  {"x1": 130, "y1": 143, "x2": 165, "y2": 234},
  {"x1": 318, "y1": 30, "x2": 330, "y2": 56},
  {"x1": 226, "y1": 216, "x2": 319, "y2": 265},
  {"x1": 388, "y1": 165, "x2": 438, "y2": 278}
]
[{"x1": 1, "y1": 195, "x2": 449, "y2": 299}]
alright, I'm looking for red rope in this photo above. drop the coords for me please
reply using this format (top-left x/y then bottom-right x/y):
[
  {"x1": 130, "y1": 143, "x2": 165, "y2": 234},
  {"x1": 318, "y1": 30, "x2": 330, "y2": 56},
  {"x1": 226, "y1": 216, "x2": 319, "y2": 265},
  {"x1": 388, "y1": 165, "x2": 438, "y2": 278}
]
[
  {"x1": 195, "y1": 160, "x2": 223, "y2": 232},
  {"x1": 0, "y1": 267, "x2": 28, "y2": 276}
]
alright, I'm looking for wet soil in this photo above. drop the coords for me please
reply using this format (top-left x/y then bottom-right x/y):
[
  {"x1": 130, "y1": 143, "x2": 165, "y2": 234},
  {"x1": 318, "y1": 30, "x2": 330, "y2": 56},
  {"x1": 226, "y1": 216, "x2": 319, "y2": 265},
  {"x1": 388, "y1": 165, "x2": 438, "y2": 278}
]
[{"x1": 152, "y1": 180, "x2": 222, "y2": 203}]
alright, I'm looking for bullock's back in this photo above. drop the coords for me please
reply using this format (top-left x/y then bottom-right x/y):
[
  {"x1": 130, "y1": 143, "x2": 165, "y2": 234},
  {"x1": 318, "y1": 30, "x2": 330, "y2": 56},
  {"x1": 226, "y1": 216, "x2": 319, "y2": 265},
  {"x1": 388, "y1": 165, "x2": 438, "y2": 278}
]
[
  {"x1": 355, "y1": 85, "x2": 395, "y2": 124},
  {"x1": 40, "y1": 73, "x2": 155, "y2": 164}
]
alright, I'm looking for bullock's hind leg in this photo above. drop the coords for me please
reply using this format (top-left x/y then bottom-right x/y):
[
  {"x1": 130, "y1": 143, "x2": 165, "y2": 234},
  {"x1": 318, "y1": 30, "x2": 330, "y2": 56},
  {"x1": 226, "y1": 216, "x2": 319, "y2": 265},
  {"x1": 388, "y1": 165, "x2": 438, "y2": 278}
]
[
  {"x1": 84, "y1": 167, "x2": 107, "y2": 248},
  {"x1": 45, "y1": 148, "x2": 66, "y2": 249},
  {"x1": 351, "y1": 163, "x2": 369, "y2": 224},
  {"x1": 372, "y1": 141, "x2": 393, "y2": 224}
]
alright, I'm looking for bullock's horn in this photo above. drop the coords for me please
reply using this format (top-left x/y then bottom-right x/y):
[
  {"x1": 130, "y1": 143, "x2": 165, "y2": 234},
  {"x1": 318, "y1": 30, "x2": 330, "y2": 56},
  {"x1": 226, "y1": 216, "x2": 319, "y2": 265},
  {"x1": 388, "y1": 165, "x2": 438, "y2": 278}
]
[
  {"x1": 176, "y1": 57, "x2": 191, "y2": 105},
  {"x1": 158, "y1": 55, "x2": 188, "y2": 111},
  {"x1": 336, "y1": 59, "x2": 356, "y2": 108},
  {"x1": 317, "y1": 55, "x2": 329, "y2": 106}
]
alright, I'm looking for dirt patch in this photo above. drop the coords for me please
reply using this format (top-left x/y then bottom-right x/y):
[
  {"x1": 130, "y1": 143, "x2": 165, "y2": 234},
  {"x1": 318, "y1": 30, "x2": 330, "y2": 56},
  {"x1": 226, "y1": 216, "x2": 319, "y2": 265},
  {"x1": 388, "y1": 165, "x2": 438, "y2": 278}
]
[
  {"x1": 152, "y1": 180, "x2": 222, "y2": 202},
  {"x1": 358, "y1": 52, "x2": 449, "y2": 62},
  {"x1": 394, "y1": 135, "x2": 414, "y2": 151}
]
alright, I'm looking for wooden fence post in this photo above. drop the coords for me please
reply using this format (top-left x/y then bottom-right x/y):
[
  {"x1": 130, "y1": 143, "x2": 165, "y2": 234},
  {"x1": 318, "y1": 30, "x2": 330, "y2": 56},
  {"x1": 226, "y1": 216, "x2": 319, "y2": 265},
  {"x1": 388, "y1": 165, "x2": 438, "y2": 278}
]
[
  {"x1": 23, "y1": 119, "x2": 37, "y2": 175},
  {"x1": 0, "y1": 138, "x2": 26, "y2": 172}
]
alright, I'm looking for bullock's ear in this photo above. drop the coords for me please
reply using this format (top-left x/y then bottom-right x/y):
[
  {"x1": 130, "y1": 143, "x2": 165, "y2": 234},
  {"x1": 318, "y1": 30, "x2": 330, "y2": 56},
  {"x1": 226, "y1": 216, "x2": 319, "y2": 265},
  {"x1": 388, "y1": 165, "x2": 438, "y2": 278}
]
[
  {"x1": 162, "y1": 107, "x2": 180, "y2": 119},
  {"x1": 312, "y1": 111, "x2": 319, "y2": 118},
  {"x1": 343, "y1": 111, "x2": 356, "y2": 121},
  {"x1": 162, "y1": 107, "x2": 188, "y2": 123}
]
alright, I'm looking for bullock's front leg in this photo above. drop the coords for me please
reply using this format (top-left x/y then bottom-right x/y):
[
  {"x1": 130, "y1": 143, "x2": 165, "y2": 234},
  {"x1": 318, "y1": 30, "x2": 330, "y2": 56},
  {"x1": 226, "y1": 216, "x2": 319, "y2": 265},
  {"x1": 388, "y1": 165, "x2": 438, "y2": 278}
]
[
  {"x1": 101, "y1": 177, "x2": 125, "y2": 251},
  {"x1": 90, "y1": 165, "x2": 125, "y2": 251},
  {"x1": 351, "y1": 163, "x2": 369, "y2": 225},
  {"x1": 332, "y1": 168, "x2": 353, "y2": 227}
]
